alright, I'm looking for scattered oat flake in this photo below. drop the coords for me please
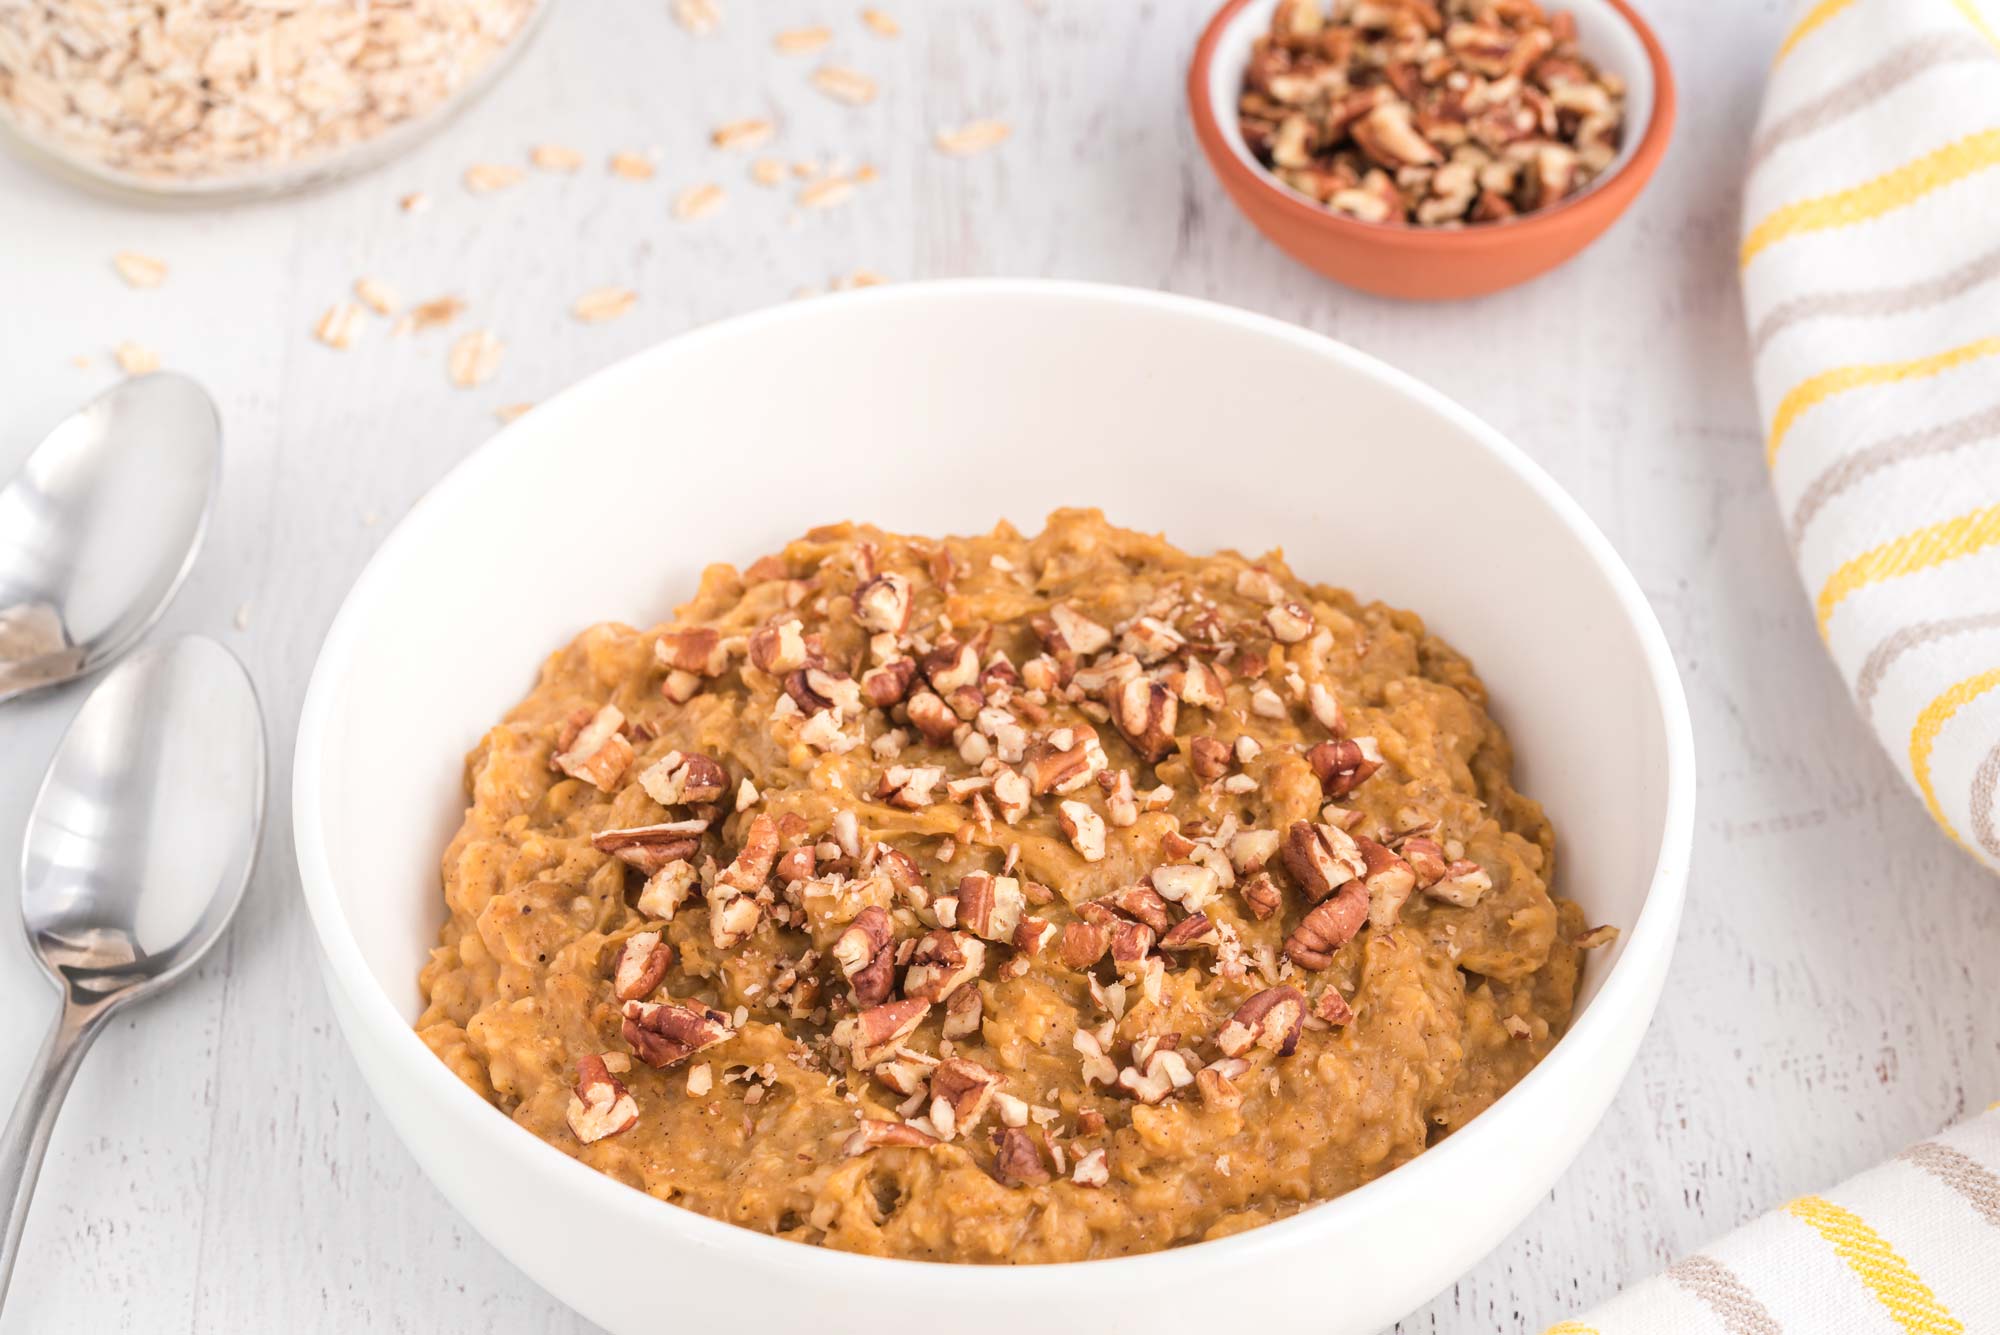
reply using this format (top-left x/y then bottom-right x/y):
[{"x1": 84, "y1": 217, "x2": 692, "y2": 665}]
[
  {"x1": 833, "y1": 268, "x2": 888, "y2": 289},
  {"x1": 112, "y1": 251, "x2": 167, "y2": 288},
  {"x1": 710, "y1": 118, "x2": 774, "y2": 151},
  {"x1": 791, "y1": 159, "x2": 822, "y2": 180},
  {"x1": 315, "y1": 302, "x2": 366, "y2": 350},
  {"x1": 774, "y1": 25, "x2": 831, "y2": 52},
  {"x1": 464, "y1": 162, "x2": 524, "y2": 192},
  {"x1": 354, "y1": 277, "x2": 400, "y2": 316},
  {"x1": 935, "y1": 119, "x2": 1012, "y2": 156},
  {"x1": 531, "y1": 143, "x2": 584, "y2": 172},
  {"x1": 811, "y1": 66, "x2": 877, "y2": 105},
  {"x1": 406, "y1": 296, "x2": 466, "y2": 333},
  {"x1": 750, "y1": 157, "x2": 785, "y2": 187},
  {"x1": 861, "y1": 8, "x2": 899, "y2": 36},
  {"x1": 673, "y1": 183, "x2": 726, "y2": 219},
  {"x1": 495, "y1": 402, "x2": 534, "y2": 423},
  {"x1": 400, "y1": 191, "x2": 430, "y2": 213},
  {"x1": 610, "y1": 151, "x2": 656, "y2": 181},
  {"x1": 573, "y1": 287, "x2": 637, "y2": 323},
  {"x1": 449, "y1": 330, "x2": 504, "y2": 388},
  {"x1": 854, "y1": 162, "x2": 880, "y2": 183},
  {"x1": 114, "y1": 341, "x2": 159, "y2": 375},
  {"x1": 672, "y1": 0, "x2": 720, "y2": 34},
  {"x1": 233, "y1": 603, "x2": 252, "y2": 631},
  {"x1": 798, "y1": 177, "x2": 855, "y2": 210}
]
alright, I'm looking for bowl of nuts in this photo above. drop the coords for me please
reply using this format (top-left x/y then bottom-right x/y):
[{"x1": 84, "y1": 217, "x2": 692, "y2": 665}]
[{"x1": 1189, "y1": 0, "x2": 1674, "y2": 300}]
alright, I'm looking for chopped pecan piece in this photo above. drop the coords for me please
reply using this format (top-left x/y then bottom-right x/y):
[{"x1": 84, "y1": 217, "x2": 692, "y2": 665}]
[
  {"x1": 875, "y1": 764, "x2": 946, "y2": 809},
  {"x1": 1427, "y1": 858, "x2": 1494, "y2": 907},
  {"x1": 928, "y1": 1058, "x2": 999, "y2": 1139},
  {"x1": 1312, "y1": 987, "x2": 1354, "y2": 1026},
  {"x1": 905, "y1": 688, "x2": 958, "y2": 744},
  {"x1": 1283, "y1": 883, "x2": 1368, "y2": 969},
  {"x1": 843, "y1": 1118, "x2": 940, "y2": 1156},
  {"x1": 1196, "y1": 1058, "x2": 1248, "y2": 1109},
  {"x1": 706, "y1": 881, "x2": 763, "y2": 949},
  {"x1": 566, "y1": 1055, "x2": 639, "y2": 1144},
  {"x1": 833, "y1": 997, "x2": 931, "y2": 1068},
  {"x1": 1095, "y1": 885, "x2": 1172, "y2": 932},
  {"x1": 1229, "y1": 828, "x2": 1281, "y2": 874},
  {"x1": 1120, "y1": 616, "x2": 1186, "y2": 664},
  {"x1": 1190, "y1": 735, "x2": 1232, "y2": 782},
  {"x1": 1073, "y1": 1030, "x2": 1119, "y2": 1086},
  {"x1": 942, "y1": 983, "x2": 984, "y2": 1039},
  {"x1": 1070, "y1": 1147, "x2": 1109, "y2": 1187},
  {"x1": 622, "y1": 998, "x2": 736, "y2": 1068},
  {"x1": 1305, "y1": 737, "x2": 1383, "y2": 797},
  {"x1": 552, "y1": 705, "x2": 633, "y2": 791},
  {"x1": 1264, "y1": 601, "x2": 1316, "y2": 643},
  {"x1": 786, "y1": 666, "x2": 863, "y2": 719},
  {"x1": 903, "y1": 929, "x2": 986, "y2": 1002},
  {"x1": 592, "y1": 821, "x2": 706, "y2": 874},
  {"x1": 1401, "y1": 836, "x2": 1450, "y2": 886},
  {"x1": 747, "y1": 618, "x2": 810, "y2": 674},
  {"x1": 955, "y1": 872, "x2": 1025, "y2": 942},
  {"x1": 1355, "y1": 834, "x2": 1416, "y2": 929},
  {"x1": 637, "y1": 859, "x2": 698, "y2": 919},
  {"x1": 1158, "y1": 913, "x2": 1218, "y2": 951},
  {"x1": 921, "y1": 639, "x2": 981, "y2": 694},
  {"x1": 1237, "y1": 871, "x2": 1283, "y2": 921},
  {"x1": 1058, "y1": 920, "x2": 1110, "y2": 968},
  {"x1": 861, "y1": 658, "x2": 917, "y2": 707},
  {"x1": 1150, "y1": 863, "x2": 1220, "y2": 912},
  {"x1": 1280, "y1": 819, "x2": 1365, "y2": 902},
  {"x1": 990, "y1": 767, "x2": 1032, "y2": 823},
  {"x1": 1023, "y1": 726, "x2": 1106, "y2": 795},
  {"x1": 832, "y1": 905, "x2": 897, "y2": 1006},
  {"x1": 636, "y1": 750, "x2": 728, "y2": 806},
  {"x1": 1047, "y1": 603, "x2": 1112, "y2": 656},
  {"x1": 1057, "y1": 799, "x2": 1107, "y2": 862},
  {"x1": 1308, "y1": 681, "x2": 1344, "y2": 734},
  {"x1": 611, "y1": 930, "x2": 674, "y2": 1002},
  {"x1": 1574, "y1": 924, "x2": 1620, "y2": 950},
  {"x1": 656, "y1": 626, "x2": 729, "y2": 676},
  {"x1": 1217, "y1": 986, "x2": 1305, "y2": 1058},
  {"x1": 990, "y1": 1126, "x2": 1051, "y2": 1187},
  {"x1": 1167, "y1": 658, "x2": 1229, "y2": 710},
  {"x1": 1111, "y1": 676, "x2": 1178, "y2": 764},
  {"x1": 1109, "y1": 919, "x2": 1157, "y2": 972},
  {"x1": 853, "y1": 572, "x2": 913, "y2": 634},
  {"x1": 1116, "y1": 1047, "x2": 1195, "y2": 1104},
  {"x1": 718, "y1": 813, "x2": 780, "y2": 891}
]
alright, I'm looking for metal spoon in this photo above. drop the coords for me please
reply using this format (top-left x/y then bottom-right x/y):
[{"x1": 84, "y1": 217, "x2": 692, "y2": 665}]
[
  {"x1": 0, "y1": 635, "x2": 265, "y2": 1307},
  {"x1": 0, "y1": 373, "x2": 221, "y2": 704}
]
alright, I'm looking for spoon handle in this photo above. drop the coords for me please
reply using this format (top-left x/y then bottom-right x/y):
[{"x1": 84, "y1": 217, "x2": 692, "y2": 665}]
[{"x1": 0, "y1": 998, "x2": 110, "y2": 1309}]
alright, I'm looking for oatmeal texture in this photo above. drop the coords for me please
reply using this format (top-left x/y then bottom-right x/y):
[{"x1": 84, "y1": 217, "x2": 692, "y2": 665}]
[{"x1": 417, "y1": 510, "x2": 1596, "y2": 1263}]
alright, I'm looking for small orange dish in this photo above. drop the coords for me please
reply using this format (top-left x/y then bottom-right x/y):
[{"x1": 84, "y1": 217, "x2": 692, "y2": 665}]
[{"x1": 1189, "y1": 0, "x2": 1675, "y2": 301}]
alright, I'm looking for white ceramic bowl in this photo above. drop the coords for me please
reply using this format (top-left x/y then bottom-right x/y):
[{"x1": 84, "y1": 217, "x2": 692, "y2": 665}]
[{"x1": 295, "y1": 280, "x2": 1694, "y2": 1335}]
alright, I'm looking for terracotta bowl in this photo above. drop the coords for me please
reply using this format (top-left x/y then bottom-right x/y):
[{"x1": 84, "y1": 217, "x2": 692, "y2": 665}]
[{"x1": 1189, "y1": 0, "x2": 1676, "y2": 300}]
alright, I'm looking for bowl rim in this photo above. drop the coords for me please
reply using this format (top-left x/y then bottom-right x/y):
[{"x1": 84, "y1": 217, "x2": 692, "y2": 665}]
[
  {"x1": 1186, "y1": 0, "x2": 1678, "y2": 252},
  {"x1": 293, "y1": 278, "x2": 1696, "y2": 1289}
]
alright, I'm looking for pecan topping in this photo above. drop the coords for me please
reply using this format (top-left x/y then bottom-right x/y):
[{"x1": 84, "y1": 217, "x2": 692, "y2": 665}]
[
  {"x1": 636, "y1": 750, "x2": 728, "y2": 806},
  {"x1": 656, "y1": 626, "x2": 729, "y2": 676},
  {"x1": 552, "y1": 705, "x2": 633, "y2": 791},
  {"x1": 637, "y1": 860, "x2": 698, "y2": 919},
  {"x1": 1047, "y1": 603, "x2": 1112, "y2": 656},
  {"x1": 1073, "y1": 1029, "x2": 1119, "y2": 1086},
  {"x1": 1057, "y1": 799, "x2": 1107, "y2": 862},
  {"x1": 955, "y1": 871, "x2": 1025, "y2": 941},
  {"x1": 1058, "y1": 920, "x2": 1110, "y2": 968},
  {"x1": 942, "y1": 983, "x2": 984, "y2": 1039},
  {"x1": 1095, "y1": 884, "x2": 1172, "y2": 932},
  {"x1": 1426, "y1": 858, "x2": 1494, "y2": 907},
  {"x1": 1196, "y1": 1059, "x2": 1247, "y2": 1110},
  {"x1": 1109, "y1": 919, "x2": 1156, "y2": 972},
  {"x1": 718, "y1": 813, "x2": 780, "y2": 891},
  {"x1": 1111, "y1": 676, "x2": 1178, "y2": 763},
  {"x1": 990, "y1": 767, "x2": 1032, "y2": 823},
  {"x1": 1229, "y1": 828, "x2": 1281, "y2": 874},
  {"x1": 1071, "y1": 1147, "x2": 1109, "y2": 1188},
  {"x1": 1308, "y1": 681, "x2": 1344, "y2": 734},
  {"x1": 1217, "y1": 986, "x2": 1305, "y2": 1058},
  {"x1": 921, "y1": 639, "x2": 981, "y2": 694},
  {"x1": 1116, "y1": 1047, "x2": 1195, "y2": 1104},
  {"x1": 622, "y1": 998, "x2": 736, "y2": 1068},
  {"x1": 1158, "y1": 913, "x2": 1218, "y2": 951},
  {"x1": 1167, "y1": 658, "x2": 1229, "y2": 710},
  {"x1": 1190, "y1": 735, "x2": 1231, "y2": 782},
  {"x1": 1236, "y1": 568, "x2": 1286, "y2": 604},
  {"x1": 875, "y1": 764, "x2": 946, "y2": 809},
  {"x1": 1237, "y1": 871, "x2": 1283, "y2": 921},
  {"x1": 905, "y1": 689, "x2": 958, "y2": 744},
  {"x1": 832, "y1": 905, "x2": 896, "y2": 1006},
  {"x1": 747, "y1": 618, "x2": 809, "y2": 674},
  {"x1": 1280, "y1": 819, "x2": 1365, "y2": 902},
  {"x1": 1150, "y1": 863, "x2": 1220, "y2": 912},
  {"x1": 1312, "y1": 987, "x2": 1354, "y2": 1026},
  {"x1": 1264, "y1": 601, "x2": 1315, "y2": 643},
  {"x1": 786, "y1": 666, "x2": 863, "y2": 719},
  {"x1": 566, "y1": 1055, "x2": 639, "y2": 1144},
  {"x1": 903, "y1": 929, "x2": 986, "y2": 1002},
  {"x1": 1401, "y1": 836, "x2": 1450, "y2": 885},
  {"x1": 1013, "y1": 916, "x2": 1057, "y2": 956},
  {"x1": 990, "y1": 1126, "x2": 1050, "y2": 1187},
  {"x1": 834, "y1": 997, "x2": 931, "y2": 1068},
  {"x1": 1574, "y1": 924, "x2": 1620, "y2": 950},
  {"x1": 861, "y1": 658, "x2": 917, "y2": 707},
  {"x1": 612, "y1": 930, "x2": 674, "y2": 1002},
  {"x1": 1306, "y1": 737, "x2": 1383, "y2": 797},
  {"x1": 592, "y1": 821, "x2": 706, "y2": 874},
  {"x1": 853, "y1": 571, "x2": 913, "y2": 634},
  {"x1": 928, "y1": 1058, "x2": 999, "y2": 1139},
  {"x1": 843, "y1": 1118, "x2": 940, "y2": 1156},
  {"x1": 1283, "y1": 883, "x2": 1368, "y2": 969},
  {"x1": 1120, "y1": 615, "x2": 1185, "y2": 664},
  {"x1": 1023, "y1": 726, "x2": 1106, "y2": 795},
  {"x1": 1355, "y1": 834, "x2": 1416, "y2": 929}
]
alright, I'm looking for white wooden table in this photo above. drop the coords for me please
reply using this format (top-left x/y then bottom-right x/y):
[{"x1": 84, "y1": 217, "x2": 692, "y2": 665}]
[{"x1": 2, "y1": 2, "x2": 1994, "y2": 1330}]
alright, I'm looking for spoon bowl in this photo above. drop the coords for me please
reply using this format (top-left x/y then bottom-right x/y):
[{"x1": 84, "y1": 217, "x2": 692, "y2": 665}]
[
  {"x1": 0, "y1": 374, "x2": 221, "y2": 703},
  {"x1": 0, "y1": 634, "x2": 265, "y2": 1305}
]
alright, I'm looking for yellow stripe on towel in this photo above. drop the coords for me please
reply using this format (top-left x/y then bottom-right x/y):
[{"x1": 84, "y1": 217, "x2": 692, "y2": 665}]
[
  {"x1": 1777, "y1": 0, "x2": 1860, "y2": 63},
  {"x1": 1542, "y1": 1324, "x2": 1600, "y2": 1335},
  {"x1": 1814, "y1": 503, "x2": 2000, "y2": 635},
  {"x1": 1766, "y1": 335, "x2": 2000, "y2": 465},
  {"x1": 1910, "y1": 667, "x2": 2000, "y2": 845},
  {"x1": 1742, "y1": 127, "x2": 2000, "y2": 266},
  {"x1": 1953, "y1": 0, "x2": 2000, "y2": 50},
  {"x1": 1784, "y1": 1195, "x2": 1964, "y2": 1333}
]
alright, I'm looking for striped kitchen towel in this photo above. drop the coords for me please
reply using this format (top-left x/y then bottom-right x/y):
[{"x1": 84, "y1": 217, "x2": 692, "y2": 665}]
[
  {"x1": 1741, "y1": 0, "x2": 2000, "y2": 872},
  {"x1": 1549, "y1": 1105, "x2": 2000, "y2": 1333}
]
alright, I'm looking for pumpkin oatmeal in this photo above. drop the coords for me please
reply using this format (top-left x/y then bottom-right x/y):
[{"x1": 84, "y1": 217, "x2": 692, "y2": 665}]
[{"x1": 416, "y1": 509, "x2": 1608, "y2": 1263}]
